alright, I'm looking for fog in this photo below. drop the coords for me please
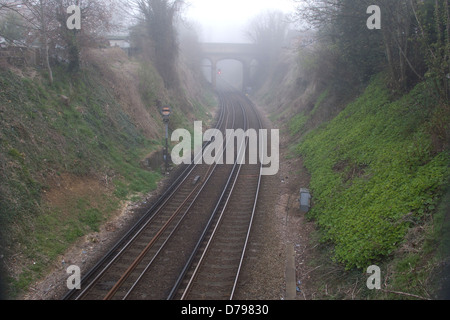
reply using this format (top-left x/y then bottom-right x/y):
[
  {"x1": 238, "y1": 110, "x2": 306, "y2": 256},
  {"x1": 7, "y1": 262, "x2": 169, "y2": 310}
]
[
  {"x1": 184, "y1": 0, "x2": 296, "y2": 43},
  {"x1": 185, "y1": 0, "x2": 296, "y2": 89}
]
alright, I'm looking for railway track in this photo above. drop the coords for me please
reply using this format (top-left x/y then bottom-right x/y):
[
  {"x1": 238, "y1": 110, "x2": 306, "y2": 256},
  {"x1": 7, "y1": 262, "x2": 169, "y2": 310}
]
[
  {"x1": 173, "y1": 93, "x2": 263, "y2": 300},
  {"x1": 63, "y1": 91, "x2": 264, "y2": 300}
]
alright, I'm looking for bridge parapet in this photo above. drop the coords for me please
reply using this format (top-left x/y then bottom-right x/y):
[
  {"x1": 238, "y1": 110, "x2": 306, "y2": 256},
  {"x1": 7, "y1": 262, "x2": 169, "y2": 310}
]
[{"x1": 200, "y1": 43, "x2": 258, "y2": 58}]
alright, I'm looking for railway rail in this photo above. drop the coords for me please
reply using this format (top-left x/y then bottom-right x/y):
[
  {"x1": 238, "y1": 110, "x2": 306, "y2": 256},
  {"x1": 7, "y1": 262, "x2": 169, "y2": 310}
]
[{"x1": 63, "y1": 91, "x2": 264, "y2": 300}]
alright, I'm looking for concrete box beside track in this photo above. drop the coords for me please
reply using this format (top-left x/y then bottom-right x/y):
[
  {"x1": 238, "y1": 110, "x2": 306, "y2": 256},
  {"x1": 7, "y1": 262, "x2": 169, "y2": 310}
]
[{"x1": 299, "y1": 188, "x2": 311, "y2": 213}]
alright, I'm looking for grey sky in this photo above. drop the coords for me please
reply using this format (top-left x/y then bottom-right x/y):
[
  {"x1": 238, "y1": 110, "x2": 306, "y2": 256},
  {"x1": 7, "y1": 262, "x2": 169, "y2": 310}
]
[{"x1": 183, "y1": 0, "x2": 296, "y2": 43}]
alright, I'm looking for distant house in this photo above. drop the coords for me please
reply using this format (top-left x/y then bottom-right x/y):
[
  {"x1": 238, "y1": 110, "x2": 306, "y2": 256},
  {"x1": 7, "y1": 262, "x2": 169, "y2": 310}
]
[{"x1": 106, "y1": 35, "x2": 130, "y2": 54}]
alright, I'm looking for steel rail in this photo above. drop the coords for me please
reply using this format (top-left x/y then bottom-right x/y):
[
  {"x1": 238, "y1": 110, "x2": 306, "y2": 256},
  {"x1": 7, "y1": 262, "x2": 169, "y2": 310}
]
[
  {"x1": 121, "y1": 93, "x2": 246, "y2": 300},
  {"x1": 166, "y1": 92, "x2": 248, "y2": 299},
  {"x1": 103, "y1": 157, "x2": 219, "y2": 300},
  {"x1": 99, "y1": 100, "x2": 235, "y2": 300},
  {"x1": 63, "y1": 90, "x2": 261, "y2": 301},
  {"x1": 230, "y1": 93, "x2": 264, "y2": 299},
  {"x1": 62, "y1": 95, "x2": 229, "y2": 300},
  {"x1": 178, "y1": 92, "x2": 262, "y2": 300}
]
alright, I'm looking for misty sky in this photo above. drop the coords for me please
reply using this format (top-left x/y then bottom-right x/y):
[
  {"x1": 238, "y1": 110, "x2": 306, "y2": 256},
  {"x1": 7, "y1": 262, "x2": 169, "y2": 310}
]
[{"x1": 184, "y1": 0, "x2": 297, "y2": 43}]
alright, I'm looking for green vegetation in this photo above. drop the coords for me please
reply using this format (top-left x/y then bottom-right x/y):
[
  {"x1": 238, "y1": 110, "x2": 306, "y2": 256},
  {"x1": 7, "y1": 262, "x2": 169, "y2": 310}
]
[
  {"x1": 296, "y1": 75, "x2": 449, "y2": 270},
  {"x1": 0, "y1": 55, "x2": 212, "y2": 296},
  {"x1": 289, "y1": 112, "x2": 308, "y2": 135},
  {"x1": 310, "y1": 88, "x2": 329, "y2": 116},
  {"x1": 0, "y1": 66, "x2": 159, "y2": 219},
  {"x1": 0, "y1": 0, "x2": 213, "y2": 299},
  {"x1": 256, "y1": 0, "x2": 450, "y2": 299},
  {"x1": 10, "y1": 194, "x2": 117, "y2": 293},
  {"x1": 0, "y1": 69, "x2": 146, "y2": 296}
]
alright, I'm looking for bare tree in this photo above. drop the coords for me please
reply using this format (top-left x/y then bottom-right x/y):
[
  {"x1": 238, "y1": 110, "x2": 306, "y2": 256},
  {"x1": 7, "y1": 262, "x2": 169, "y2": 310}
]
[
  {"x1": 124, "y1": 0, "x2": 185, "y2": 88},
  {"x1": 0, "y1": 0, "x2": 22, "y2": 12},
  {"x1": 246, "y1": 10, "x2": 289, "y2": 48},
  {"x1": 293, "y1": 0, "x2": 426, "y2": 91},
  {"x1": 2, "y1": 0, "x2": 116, "y2": 79},
  {"x1": 378, "y1": 0, "x2": 417, "y2": 91},
  {"x1": 246, "y1": 10, "x2": 290, "y2": 87},
  {"x1": 51, "y1": 0, "x2": 115, "y2": 71},
  {"x1": 15, "y1": 0, "x2": 56, "y2": 83},
  {"x1": 410, "y1": 0, "x2": 450, "y2": 102},
  {"x1": 0, "y1": 10, "x2": 27, "y2": 42}
]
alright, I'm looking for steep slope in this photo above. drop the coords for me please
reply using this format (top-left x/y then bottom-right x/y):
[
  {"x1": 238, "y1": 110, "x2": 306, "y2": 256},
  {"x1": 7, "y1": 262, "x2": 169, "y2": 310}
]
[
  {"x1": 256, "y1": 48, "x2": 450, "y2": 298},
  {"x1": 297, "y1": 75, "x2": 449, "y2": 270},
  {"x1": 0, "y1": 47, "x2": 215, "y2": 297}
]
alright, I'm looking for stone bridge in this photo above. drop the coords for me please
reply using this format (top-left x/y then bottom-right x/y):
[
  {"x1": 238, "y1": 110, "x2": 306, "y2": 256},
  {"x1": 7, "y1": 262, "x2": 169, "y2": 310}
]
[{"x1": 199, "y1": 43, "x2": 259, "y2": 90}]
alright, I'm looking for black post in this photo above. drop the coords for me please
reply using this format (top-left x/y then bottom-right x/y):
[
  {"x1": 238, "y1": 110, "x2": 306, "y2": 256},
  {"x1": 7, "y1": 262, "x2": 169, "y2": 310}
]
[
  {"x1": 161, "y1": 105, "x2": 171, "y2": 174},
  {"x1": 164, "y1": 118, "x2": 169, "y2": 173}
]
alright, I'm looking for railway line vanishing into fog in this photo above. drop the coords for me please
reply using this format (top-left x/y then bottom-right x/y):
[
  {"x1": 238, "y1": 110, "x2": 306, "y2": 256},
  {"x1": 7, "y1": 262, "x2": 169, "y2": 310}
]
[{"x1": 62, "y1": 91, "x2": 265, "y2": 300}]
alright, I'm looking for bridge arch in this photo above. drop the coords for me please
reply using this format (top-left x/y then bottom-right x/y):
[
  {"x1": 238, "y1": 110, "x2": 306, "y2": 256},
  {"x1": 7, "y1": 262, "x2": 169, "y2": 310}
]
[{"x1": 199, "y1": 43, "x2": 259, "y2": 92}]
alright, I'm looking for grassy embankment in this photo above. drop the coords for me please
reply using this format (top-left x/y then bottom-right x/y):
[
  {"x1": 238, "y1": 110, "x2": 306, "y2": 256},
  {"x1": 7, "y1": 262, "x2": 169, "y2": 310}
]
[
  {"x1": 282, "y1": 73, "x2": 449, "y2": 299},
  {"x1": 0, "y1": 49, "x2": 215, "y2": 297}
]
